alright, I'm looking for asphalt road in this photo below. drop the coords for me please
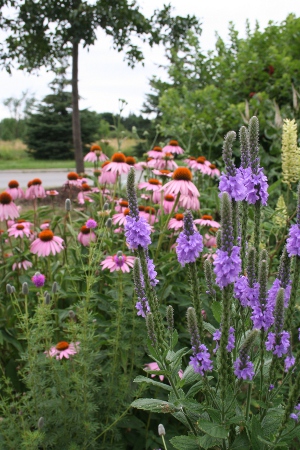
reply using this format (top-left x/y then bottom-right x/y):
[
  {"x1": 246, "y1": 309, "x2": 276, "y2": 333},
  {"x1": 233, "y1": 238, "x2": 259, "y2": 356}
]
[{"x1": 0, "y1": 169, "x2": 94, "y2": 189}]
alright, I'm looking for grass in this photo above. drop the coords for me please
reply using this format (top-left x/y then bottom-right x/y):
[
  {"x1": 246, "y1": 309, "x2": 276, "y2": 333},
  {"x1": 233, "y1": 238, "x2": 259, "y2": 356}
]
[{"x1": 0, "y1": 139, "x2": 136, "y2": 170}]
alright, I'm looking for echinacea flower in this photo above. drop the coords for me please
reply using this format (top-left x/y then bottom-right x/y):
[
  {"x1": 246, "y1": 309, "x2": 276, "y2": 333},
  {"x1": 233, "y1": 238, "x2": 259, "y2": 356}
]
[
  {"x1": 45, "y1": 341, "x2": 80, "y2": 360},
  {"x1": 77, "y1": 225, "x2": 96, "y2": 246},
  {"x1": 190, "y1": 156, "x2": 211, "y2": 174},
  {"x1": 194, "y1": 215, "x2": 220, "y2": 228},
  {"x1": 30, "y1": 230, "x2": 64, "y2": 257},
  {"x1": 12, "y1": 260, "x2": 32, "y2": 271},
  {"x1": 0, "y1": 192, "x2": 20, "y2": 221},
  {"x1": 105, "y1": 152, "x2": 131, "y2": 175},
  {"x1": 8, "y1": 223, "x2": 31, "y2": 238},
  {"x1": 32, "y1": 272, "x2": 46, "y2": 287},
  {"x1": 46, "y1": 190, "x2": 59, "y2": 196},
  {"x1": 66, "y1": 172, "x2": 80, "y2": 187},
  {"x1": 162, "y1": 139, "x2": 184, "y2": 155},
  {"x1": 100, "y1": 253, "x2": 135, "y2": 273},
  {"x1": 147, "y1": 146, "x2": 164, "y2": 159},
  {"x1": 208, "y1": 163, "x2": 220, "y2": 178},
  {"x1": 26, "y1": 178, "x2": 46, "y2": 199},
  {"x1": 160, "y1": 167, "x2": 199, "y2": 197},
  {"x1": 144, "y1": 206, "x2": 158, "y2": 225},
  {"x1": 152, "y1": 169, "x2": 173, "y2": 178},
  {"x1": 178, "y1": 194, "x2": 200, "y2": 211},
  {"x1": 113, "y1": 208, "x2": 130, "y2": 226},
  {"x1": 6, "y1": 180, "x2": 25, "y2": 200},
  {"x1": 138, "y1": 178, "x2": 162, "y2": 192},
  {"x1": 115, "y1": 199, "x2": 129, "y2": 213},
  {"x1": 99, "y1": 161, "x2": 118, "y2": 184},
  {"x1": 84, "y1": 144, "x2": 108, "y2": 162},
  {"x1": 163, "y1": 194, "x2": 177, "y2": 214},
  {"x1": 203, "y1": 233, "x2": 217, "y2": 248},
  {"x1": 168, "y1": 213, "x2": 184, "y2": 231}
]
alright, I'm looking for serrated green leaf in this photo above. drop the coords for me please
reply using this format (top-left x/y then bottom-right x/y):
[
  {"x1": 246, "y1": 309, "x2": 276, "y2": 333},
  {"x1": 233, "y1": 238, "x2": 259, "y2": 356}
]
[
  {"x1": 170, "y1": 435, "x2": 201, "y2": 450},
  {"x1": 262, "y1": 409, "x2": 285, "y2": 438},
  {"x1": 133, "y1": 375, "x2": 172, "y2": 391},
  {"x1": 198, "y1": 434, "x2": 222, "y2": 449},
  {"x1": 198, "y1": 420, "x2": 228, "y2": 438},
  {"x1": 131, "y1": 398, "x2": 176, "y2": 413}
]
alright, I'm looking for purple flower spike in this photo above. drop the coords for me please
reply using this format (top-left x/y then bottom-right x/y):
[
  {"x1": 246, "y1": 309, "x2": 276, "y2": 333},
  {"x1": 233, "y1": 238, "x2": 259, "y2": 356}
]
[
  {"x1": 290, "y1": 413, "x2": 298, "y2": 421},
  {"x1": 284, "y1": 355, "x2": 295, "y2": 372},
  {"x1": 287, "y1": 224, "x2": 300, "y2": 257},
  {"x1": 135, "y1": 298, "x2": 150, "y2": 318},
  {"x1": 190, "y1": 344, "x2": 213, "y2": 376},
  {"x1": 32, "y1": 273, "x2": 46, "y2": 287},
  {"x1": 233, "y1": 356, "x2": 255, "y2": 380},
  {"x1": 147, "y1": 258, "x2": 159, "y2": 286},
  {"x1": 219, "y1": 170, "x2": 246, "y2": 201},
  {"x1": 213, "y1": 246, "x2": 241, "y2": 288},
  {"x1": 176, "y1": 232, "x2": 203, "y2": 266},
  {"x1": 213, "y1": 327, "x2": 235, "y2": 353},
  {"x1": 265, "y1": 331, "x2": 290, "y2": 357},
  {"x1": 242, "y1": 167, "x2": 269, "y2": 206},
  {"x1": 125, "y1": 216, "x2": 151, "y2": 249}
]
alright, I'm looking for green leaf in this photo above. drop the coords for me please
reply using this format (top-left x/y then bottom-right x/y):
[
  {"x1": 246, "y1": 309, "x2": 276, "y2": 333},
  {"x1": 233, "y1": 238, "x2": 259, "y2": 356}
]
[
  {"x1": 251, "y1": 416, "x2": 264, "y2": 450},
  {"x1": 198, "y1": 434, "x2": 222, "y2": 449},
  {"x1": 198, "y1": 420, "x2": 228, "y2": 438},
  {"x1": 211, "y1": 301, "x2": 222, "y2": 323},
  {"x1": 170, "y1": 435, "x2": 202, "y2": 450},
  {"x1": 231, "y1": 432, "x2": 251, "y2": 449},
  {"x1": 131, "y1": 398, "x2": 176, "y2": 413},
  {"x1": 257, "y1": 435, "x2": 288, "y2": 448},
  {"x1": 203, "y1": 321, "x2": 217, "y2": 336},
  {"x1": 133, "y1": 375, "x2": 172, "y2": 391},
  {"x1": 262, "y1": 409, "x2": 285, "y2": 438}
]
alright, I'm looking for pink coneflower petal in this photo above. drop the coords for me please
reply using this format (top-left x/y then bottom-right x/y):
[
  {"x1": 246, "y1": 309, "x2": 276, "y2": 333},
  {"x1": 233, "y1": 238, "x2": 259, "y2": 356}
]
[
  {"x1": 194, "y1": 215, "x2": 220, "y2": 228},
  {"x1": 162, "y1": 140, "x2": 184, "y2": 155},
  {"x1": 8, "y1": 224, "x2": 32, "y2": 238},
  {"x1": 12, "y1": 260, "x2": 33, "y2": 271},
  {"x1": 0, "y1": 192, "x2": 20, "y2": 221},
  {"x1": 30, "y1": 230, "x2": 64, "y2": 257},
  {"x1": 84, "y1": 152, "x2": 98, "y2": 162}
]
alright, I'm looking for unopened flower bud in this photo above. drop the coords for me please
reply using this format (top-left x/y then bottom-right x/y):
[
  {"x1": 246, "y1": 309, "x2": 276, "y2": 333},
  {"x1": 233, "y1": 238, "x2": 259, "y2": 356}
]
[
  {"x1": 117, "y1": 251, "x2": 123, "y2": 257},
  {"x1": 22, "y1": 282, "x2": 29, "y2": 295},
  {"x1": 6, "y1": 284, "x2": 12, "y2": 294},
  {"x1": 38, "y1": 417, "x2": 44, "y2": 429},
  {"x1": 65, "y1": 199, "x2": 71, "y2": 211},
  {"x1": 158, "y1": 424, "x2": 166, "y2": 436},
  {"x1": 52, "y1": 282, "x2": 58, "y2": 293},
  {"x1": 44, "y1": 293, "x2": 51, "y2": 305},
  {"x1": 69, "y1": 310, "x2": 76, "y2": 319},
  {"x1": 103, "y1": 202, "x2": 109, "y2": 210},
  {"x1": 11, "y1": 286, "x2": 15, "y2": 293},
  {"x1": 106, "y1": 218, "x2": 112, "y2": 229}
]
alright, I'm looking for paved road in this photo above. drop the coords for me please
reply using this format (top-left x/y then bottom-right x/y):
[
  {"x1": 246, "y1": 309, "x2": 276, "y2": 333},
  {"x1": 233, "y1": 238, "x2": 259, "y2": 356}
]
[{"x1": 0, "y1": 169, "x2": 94, "y2": 189}]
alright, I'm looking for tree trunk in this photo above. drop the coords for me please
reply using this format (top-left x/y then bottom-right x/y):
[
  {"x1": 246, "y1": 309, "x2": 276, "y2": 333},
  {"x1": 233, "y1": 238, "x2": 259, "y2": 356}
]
[{"x1": 72, "y1": 40, "x2": 84, "y2": 173}]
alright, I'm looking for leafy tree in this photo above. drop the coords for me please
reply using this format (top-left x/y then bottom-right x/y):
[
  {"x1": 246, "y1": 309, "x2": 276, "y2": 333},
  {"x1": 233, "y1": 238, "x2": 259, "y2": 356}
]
[
  {"x1": 0, "y1": 1, "x2": 200, "y2": 172},
  {"x1": 144, "y1": 14, "x2": 300, "y2": 181},
  {"x1": 25, "y1": 76, "x2": 99, "y2": 160}
]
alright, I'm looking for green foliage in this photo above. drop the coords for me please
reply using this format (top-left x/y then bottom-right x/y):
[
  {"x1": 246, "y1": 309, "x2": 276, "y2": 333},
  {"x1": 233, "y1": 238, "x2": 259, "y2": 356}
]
[
  {"x1": 0, "y1": 118, "x2": 27, "y2": 140},
  {"x1": 145, "y1": 14, "x2": 300, "y2": 181},
  {"x1": 24, "y1": 88, "x2": 99, "y2": 160}
]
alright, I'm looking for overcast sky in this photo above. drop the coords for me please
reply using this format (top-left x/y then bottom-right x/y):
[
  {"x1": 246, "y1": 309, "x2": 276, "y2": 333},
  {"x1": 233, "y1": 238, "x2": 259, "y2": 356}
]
[{"x1": 0, "y1": 0, "x2": 299, "y2": 120}]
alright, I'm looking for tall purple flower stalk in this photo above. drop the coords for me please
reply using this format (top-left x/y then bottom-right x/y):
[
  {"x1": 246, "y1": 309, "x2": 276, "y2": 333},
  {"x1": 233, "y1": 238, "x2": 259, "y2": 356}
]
[
  {"x1": 133, "y1": 258, "x2": 150, "y2": 318},
  {"x1": 125, "y1": 168, "x2": 151, "y2": 250},
  {"x1": 176, "y1": 211, "x2": 203, "y2": 266},
  {"x1": 187, "y1": 307, "x2": 213, "y2": 376},
  {"x1": 265, "y1": 288, "x2": 290, "y2": 357},
  {"x1": 219, "y1": 131, "x2": 247, "y2": 201},
  {"x1": 233, "y1": 329, "x2": 258, "y2": 381},
  {"x1": 213, "y1": 193, "x2": 241, "y2": 288}
]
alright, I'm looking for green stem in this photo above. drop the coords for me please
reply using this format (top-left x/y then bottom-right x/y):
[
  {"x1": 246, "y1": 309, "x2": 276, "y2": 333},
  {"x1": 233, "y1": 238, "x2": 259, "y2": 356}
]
[
  {"x1": 245, "y1": 383, "x2": 252, "y2": 420},
  {"x1": 254, "y1": 202, "x2": 261, "y2": 277}
]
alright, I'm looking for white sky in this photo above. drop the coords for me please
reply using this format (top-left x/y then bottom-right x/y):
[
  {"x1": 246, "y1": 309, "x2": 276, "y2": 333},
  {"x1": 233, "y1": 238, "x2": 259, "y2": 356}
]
[{"x1": 0, "y1": 0, "x2": 299, "y2": 120}]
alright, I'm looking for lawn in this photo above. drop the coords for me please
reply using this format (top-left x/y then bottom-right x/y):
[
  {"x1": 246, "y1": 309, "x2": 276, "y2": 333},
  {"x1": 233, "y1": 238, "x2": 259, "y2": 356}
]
[{"x1": 0, "y1": 138, "x2": 137, "y2": 170}]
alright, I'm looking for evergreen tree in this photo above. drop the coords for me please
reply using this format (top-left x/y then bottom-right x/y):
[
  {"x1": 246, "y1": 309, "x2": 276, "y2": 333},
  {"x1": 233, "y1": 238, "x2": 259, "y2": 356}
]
[{"x1": 25, "y1": 74, "x2": 99, "y2": 160}]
